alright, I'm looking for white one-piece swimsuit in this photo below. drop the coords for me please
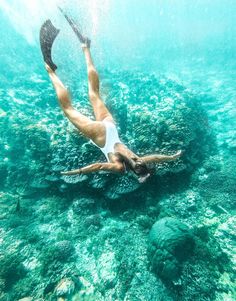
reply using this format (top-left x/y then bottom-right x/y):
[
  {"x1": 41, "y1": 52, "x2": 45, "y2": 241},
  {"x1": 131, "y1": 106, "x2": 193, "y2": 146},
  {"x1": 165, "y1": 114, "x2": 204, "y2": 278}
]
[{"x1": 91, "y1": 120, "x2": 121, "y2": 162}]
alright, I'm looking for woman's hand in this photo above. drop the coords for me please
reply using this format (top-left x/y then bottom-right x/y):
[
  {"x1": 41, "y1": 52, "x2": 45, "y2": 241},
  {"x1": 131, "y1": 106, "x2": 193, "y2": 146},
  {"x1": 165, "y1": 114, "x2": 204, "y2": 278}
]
[
  {"x1": 171, "y1": 150, "x2": 183, "y2": 160},
  {"x1": 61, "y1": 169, "x2": 82, "y2": 176}
]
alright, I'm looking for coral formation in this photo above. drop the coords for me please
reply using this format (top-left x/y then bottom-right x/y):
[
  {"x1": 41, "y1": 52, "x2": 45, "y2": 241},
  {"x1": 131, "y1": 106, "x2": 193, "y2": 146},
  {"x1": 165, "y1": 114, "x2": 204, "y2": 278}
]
[
  {"x1": 0, "y1": 252, "x2": 26, "y2": 291},
  {"x1": 54, "y1": 278, "x2": 75, "y2": 300},
  {"x1": 148, "y1": 217, "x2": 195, "y2": 281}
]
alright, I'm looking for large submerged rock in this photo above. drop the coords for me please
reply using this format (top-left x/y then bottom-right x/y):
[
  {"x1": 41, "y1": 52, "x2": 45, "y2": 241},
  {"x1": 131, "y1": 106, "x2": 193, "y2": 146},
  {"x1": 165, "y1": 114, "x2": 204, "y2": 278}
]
[{"x1": 148, "y1": 217, "x2": 195, "y2": 281}]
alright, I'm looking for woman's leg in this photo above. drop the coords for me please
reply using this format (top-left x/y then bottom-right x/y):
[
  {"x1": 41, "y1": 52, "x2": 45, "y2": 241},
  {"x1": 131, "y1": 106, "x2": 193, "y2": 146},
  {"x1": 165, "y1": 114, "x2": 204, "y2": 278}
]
[
  {"x1": 82, "y1": 46, "x2": 114, "y2": 122},
  {"x1": 46, "y1": 64, "x2": 105, "y2": 143}
]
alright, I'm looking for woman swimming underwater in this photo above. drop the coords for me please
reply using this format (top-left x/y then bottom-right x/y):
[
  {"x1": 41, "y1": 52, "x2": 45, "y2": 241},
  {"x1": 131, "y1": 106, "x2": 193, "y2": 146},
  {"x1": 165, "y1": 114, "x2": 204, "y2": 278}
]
[{"x1": 40, "y1": 15, "x2": 182, "y2": 183}]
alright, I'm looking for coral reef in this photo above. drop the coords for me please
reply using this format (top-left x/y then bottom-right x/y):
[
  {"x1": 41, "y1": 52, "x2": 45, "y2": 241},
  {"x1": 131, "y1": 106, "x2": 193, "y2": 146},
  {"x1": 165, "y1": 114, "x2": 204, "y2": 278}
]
[
  {"x1": 0, "y1": 70, "x2": 214, "y2": 203},
  {"x1": 0, "y1": 65, "x2": 235, "y2": 301}
]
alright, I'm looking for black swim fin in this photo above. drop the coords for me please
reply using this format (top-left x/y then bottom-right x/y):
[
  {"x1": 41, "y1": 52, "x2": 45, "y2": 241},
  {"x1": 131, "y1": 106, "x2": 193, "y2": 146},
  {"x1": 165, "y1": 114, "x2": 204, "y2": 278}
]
[
  {"x1": 40, "y1": 20, "x2": 60, "y2": 71},
  {"x1": 58, "y1": 6, "x2": 88, "y2": 44}
]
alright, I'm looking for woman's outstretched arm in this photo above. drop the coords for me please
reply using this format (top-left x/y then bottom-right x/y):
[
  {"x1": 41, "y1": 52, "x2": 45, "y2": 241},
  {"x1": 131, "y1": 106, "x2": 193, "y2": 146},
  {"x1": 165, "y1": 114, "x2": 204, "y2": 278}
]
[
  {"x1": 61, "y1": 162, "x2": 124, "y2": 175},
  {"x1": 140, "y1": 150, "x2": 182, "y2": 164}
]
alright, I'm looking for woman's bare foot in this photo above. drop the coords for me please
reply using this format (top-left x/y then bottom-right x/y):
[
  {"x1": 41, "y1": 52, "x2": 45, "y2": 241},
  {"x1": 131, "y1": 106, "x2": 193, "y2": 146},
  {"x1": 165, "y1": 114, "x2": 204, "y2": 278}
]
[
  {"x1": 81, "y1": 37, "x2": 91, "y2": 49},
  {"x1": 45, "y1": 63, "x2": 54, "y2": 74}
]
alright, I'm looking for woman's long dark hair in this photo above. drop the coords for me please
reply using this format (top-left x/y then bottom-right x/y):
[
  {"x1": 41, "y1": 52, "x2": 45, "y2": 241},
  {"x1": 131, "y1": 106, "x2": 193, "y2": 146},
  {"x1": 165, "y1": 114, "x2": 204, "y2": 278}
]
[{"x1": 115, "y1": 152, "x2": 151, "y2": 182}]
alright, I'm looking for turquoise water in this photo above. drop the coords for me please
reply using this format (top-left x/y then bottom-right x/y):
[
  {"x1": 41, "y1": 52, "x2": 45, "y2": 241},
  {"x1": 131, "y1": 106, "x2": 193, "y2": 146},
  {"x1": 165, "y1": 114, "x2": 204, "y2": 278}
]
[{"x1": 0, "y1": 1, "x2": 236, "y2": 300}]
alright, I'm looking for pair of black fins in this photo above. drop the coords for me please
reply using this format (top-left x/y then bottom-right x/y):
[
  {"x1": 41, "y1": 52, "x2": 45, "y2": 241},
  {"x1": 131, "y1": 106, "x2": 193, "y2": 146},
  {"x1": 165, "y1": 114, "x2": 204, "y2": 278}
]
[{"x1": 40, "y1": 7, "x2": 87, "y2": 71}]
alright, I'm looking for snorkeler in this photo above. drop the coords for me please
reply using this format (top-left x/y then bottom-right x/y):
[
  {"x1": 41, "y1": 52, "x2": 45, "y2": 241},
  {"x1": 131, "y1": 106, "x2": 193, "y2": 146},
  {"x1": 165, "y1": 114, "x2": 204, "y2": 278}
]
[{"x1": 40, "y1": 15, "x2": 182, "y2": 183}]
